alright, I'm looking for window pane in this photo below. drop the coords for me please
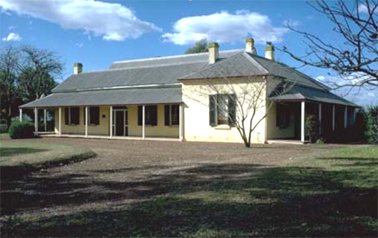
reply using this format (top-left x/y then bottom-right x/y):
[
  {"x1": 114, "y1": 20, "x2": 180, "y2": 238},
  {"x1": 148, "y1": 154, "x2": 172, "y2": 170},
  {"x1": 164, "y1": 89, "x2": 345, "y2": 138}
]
[
  {"x1": 143, "y1": 105, "x2": 157, "y2": 126},
  {"x1": 65, "y1": 108, "x2": 69, "y2": 125},
  {"x1": 171, "y1": 105, "x2": 179, "y2": 125},
  {"x1": 71, "y1": 107, "x2": 80, "y2": 125},
  {"x1": 217, "y1": 95, "x2": 229, "y2": 125},
  {"x1": 90, "y1": 107, "x2": 100, "y2": 125}
]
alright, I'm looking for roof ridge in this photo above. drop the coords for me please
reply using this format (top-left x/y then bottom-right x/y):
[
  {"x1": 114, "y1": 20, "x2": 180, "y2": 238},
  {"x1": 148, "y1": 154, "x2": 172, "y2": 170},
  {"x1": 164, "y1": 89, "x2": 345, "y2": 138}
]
[
  {"x1": 67, "y1": 61, "x2": 207, "y2": 76},
  {"x1": 112, "y1": 49, "x2": 243, "y2": 65},
  {"x1": 178, "y1": 51, "x2": 248, "y2": 80},
  {"x1": 243, "y1": 52, "x2": 270, "y2": 74}
]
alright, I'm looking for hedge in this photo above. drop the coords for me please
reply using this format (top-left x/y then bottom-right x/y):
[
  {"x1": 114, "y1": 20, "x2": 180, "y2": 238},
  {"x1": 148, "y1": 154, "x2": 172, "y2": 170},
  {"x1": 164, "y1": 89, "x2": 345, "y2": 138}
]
[
  {"x1": 9, "y1": 121, "x2": 35, "y2": 139},
  {"x1": 364, "y1": 106, "x2": 378, "y2": 144}
]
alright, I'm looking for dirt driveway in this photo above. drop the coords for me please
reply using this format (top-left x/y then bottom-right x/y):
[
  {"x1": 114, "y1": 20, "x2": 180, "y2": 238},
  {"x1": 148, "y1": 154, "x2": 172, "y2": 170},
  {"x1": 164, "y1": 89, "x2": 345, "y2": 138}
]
[
  {"x1": 40, "y1": 138, "x2": 345, "y2": 181},
  {"x1": 1, "y1": 138, "x2": 354, "y2": 237}
]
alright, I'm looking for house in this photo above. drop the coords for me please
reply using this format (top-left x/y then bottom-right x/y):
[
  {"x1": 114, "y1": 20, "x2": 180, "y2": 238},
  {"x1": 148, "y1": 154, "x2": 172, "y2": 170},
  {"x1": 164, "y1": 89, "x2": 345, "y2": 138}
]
[{"x1": 19, "y1": 38, "x2": 358, "y2": 144}]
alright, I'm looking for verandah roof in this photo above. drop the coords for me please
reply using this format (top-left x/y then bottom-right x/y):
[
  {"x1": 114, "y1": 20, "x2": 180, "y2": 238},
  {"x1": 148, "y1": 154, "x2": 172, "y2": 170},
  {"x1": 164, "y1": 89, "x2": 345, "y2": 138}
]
[
  {"x1": 269, "y1": 85, "x2": 358, "y2": 107},
  {"x1": 20, "y1": 86, "x2": 181, "y2": 108}
]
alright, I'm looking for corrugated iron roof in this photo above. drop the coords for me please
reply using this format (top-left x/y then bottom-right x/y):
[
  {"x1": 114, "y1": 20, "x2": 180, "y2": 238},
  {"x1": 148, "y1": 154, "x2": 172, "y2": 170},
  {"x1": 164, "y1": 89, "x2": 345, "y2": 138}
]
[
  {"x1": 20, "y1": 86, "x2": 181, "y2": 108},
  {"x1": 269, "y1": 85, "x2": 358, "y2": 107}
]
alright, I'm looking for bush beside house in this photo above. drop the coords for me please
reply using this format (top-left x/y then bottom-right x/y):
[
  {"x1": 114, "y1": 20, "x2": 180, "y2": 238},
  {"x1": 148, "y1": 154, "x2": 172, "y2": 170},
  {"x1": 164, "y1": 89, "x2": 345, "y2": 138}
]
[
  {"x1": 8, "y1": 121, "x2": 35, "y2": 139},
  {"x1": 364, "y1": 106, "x2": 378, "y2": 144}
]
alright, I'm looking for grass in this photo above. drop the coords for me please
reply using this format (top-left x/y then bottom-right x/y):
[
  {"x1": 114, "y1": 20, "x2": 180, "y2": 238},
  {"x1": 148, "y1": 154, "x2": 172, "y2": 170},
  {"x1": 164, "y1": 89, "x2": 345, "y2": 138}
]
[
  {"x1": 0, "y1": 132, "x2": 10, "y2": 140},
  {"x1": 0, "y1": 139, "x2": 96, "y2": 178},
  {"x1": 1, "y1": 145, "x2": 377, "y2": 237}
]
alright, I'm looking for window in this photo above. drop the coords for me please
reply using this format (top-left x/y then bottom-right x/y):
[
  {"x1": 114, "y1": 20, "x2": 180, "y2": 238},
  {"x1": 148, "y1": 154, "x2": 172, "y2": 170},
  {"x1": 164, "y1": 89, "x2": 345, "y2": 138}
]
[
  {"x1": 164, "y1": 104, "x2": 179, "y2": 126},
  {"x1": 65, "y1": 107, "x2": 80, "y2": 125},
  {"x1": 138, "y1": 105, "x2": 157, "y2": 126},
  {"x1": 276, "y1": 103, "x2": 290, "y2": 128},
  {"x1": 84, "y1": 107, "x2": 100, "y2": 125},
  {"x1": 209, "y1": 94, "x2": 236, "y2": 127}
]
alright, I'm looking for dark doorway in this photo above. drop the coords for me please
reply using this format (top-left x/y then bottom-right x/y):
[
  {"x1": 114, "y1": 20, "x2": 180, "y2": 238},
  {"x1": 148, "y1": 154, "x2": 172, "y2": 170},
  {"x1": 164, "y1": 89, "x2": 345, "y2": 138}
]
[{"x1": 115, "y1": 111, "x2": 124, "y2": 136}]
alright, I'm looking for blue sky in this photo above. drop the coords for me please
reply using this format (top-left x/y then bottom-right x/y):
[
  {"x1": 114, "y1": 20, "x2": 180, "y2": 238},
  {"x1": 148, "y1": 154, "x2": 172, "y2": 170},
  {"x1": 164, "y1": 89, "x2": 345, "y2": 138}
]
[{"x1": 0, "y1": 0, "x2": 376, "y2": 106}]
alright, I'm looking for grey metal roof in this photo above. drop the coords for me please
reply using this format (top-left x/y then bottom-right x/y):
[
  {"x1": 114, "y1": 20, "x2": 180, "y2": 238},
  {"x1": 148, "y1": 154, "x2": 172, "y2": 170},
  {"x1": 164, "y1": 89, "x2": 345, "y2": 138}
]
[
  {"x1": 109, "y1": 50, "x2": 242, "y2": 69},
  {"x1": 52, "y1": 50, "x2": 242, "y2": 93},
  {"x1": 179, "y1": 52, "x2": 329, "y2": 91},
  {"x1": 22, "y1": 48, "x2": 357, "y2": 109},
  {"x1": 179, "y1": 52, "x2": 269, "y2": 80},
  {"x1": 250, "y1": 54, "x2": 330, "y2": 90},
  {"x1": 269, "y1": 85, "x2": 358, "y2": 107},
  {"x1": 20, "y1": 86, "x2": 181, "y2": 108}
]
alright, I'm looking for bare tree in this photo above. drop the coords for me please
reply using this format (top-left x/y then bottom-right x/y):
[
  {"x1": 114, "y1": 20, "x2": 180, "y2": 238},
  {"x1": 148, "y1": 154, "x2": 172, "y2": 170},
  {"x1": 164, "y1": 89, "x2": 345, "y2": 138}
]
[
  {"x1": 18, "y1": 45, "x2": 63, "y2": 101},
  {"x1": 183, "y1": 60, "x2": 294, "y2": 148},
  {"x1": 281, "y1": 0, "x2": 377, "y2": 90}
]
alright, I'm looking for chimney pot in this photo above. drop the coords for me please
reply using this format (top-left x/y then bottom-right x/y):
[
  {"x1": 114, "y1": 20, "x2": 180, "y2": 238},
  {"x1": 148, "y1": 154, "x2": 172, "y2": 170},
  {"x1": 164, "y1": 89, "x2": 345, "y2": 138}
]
[
  {"x1": 73, "y1": 62, "x2": 83, "y2": 74},
  {"x1": 265, "y1": 42, "x2": 275, "y2": 61},
  {"x1": 245, "y1": 37, "x2": 256, "y2": 54},
  {"x1": 208, "y1": 42, "x2": 219, "y2": 64}
]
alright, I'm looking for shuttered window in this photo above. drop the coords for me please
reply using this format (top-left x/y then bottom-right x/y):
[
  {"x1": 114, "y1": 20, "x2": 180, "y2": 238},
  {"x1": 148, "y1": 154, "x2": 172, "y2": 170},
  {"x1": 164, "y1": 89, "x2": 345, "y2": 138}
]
[
  {"x1": 164, "y1": 104, "x2": 179, "y2": 126},
  {"x1": 89, "y1": 107, "x2": 100, "y2": 125},
  {"x1": 209, "y1": 94, "x2": 236, "y2": 127},
  {"x1": 83, "y1": 107, "x2": 100, "y2": 125},
  {"x1": 65, "y1": 107, "x2": 80, "y2": 125},
  {"x1": 138, "y1": 105, "x2": 158, "y2": 126}
]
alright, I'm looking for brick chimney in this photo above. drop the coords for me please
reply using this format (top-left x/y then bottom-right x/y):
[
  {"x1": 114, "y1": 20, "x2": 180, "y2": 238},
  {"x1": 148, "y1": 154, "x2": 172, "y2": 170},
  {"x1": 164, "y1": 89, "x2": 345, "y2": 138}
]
[
  {"x1": 208, "y1": 42, "x2": 219, "y2": 64},
  {"x1": 245, "y1": 38, "x2": 256, "y2": 54},
  {"x1": 73, "y1": 62, "x2": 83, "y2": 74},
  {"x1": 265, "y1": 42, "x2": 275, "y2": 61}
]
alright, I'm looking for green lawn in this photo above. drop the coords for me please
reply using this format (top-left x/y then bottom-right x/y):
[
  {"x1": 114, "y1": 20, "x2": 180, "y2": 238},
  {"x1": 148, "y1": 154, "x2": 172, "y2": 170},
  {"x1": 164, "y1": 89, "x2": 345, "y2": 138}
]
[
  {"x1": 1, "y1": 145, "x2": 377, "y2": 237},
  {"x1": 0, "y1": 139, "x2": 96, "y2": 175}
]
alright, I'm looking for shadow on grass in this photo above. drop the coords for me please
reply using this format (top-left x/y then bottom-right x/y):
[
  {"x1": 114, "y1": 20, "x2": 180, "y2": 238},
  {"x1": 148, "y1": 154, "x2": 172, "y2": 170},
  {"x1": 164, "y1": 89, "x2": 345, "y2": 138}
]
[
  {"x1": 0, "y1": 147, "x2": 49, "y2": 157},
  {"x1": 0, "y1": 150, "x2": 96, "y2": 180},
  {"x1": 1, "y1": 160, "x2": 377, "y2": 237}
]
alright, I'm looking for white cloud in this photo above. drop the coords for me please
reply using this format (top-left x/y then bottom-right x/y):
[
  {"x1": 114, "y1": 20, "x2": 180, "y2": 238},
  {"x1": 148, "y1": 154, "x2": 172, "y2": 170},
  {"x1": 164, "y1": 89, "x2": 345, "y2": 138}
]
[
  {"x1": 0, "y1": 0, "x2": 161, "y2": 41},
  {"x1": 315, "y1": 74, "x2": 377, "y2": 107},
  {"x1": 358, "y1": 4, "x2": 368, "y2": 13},
  {"x1": 162, "y1": 10, "x2": 289, "y2": 45},
  {"x1": 75, "y1": 43, "x2": 84, "y2": 47},
  {"x1": 8, "y1": 25, "x2": 15, "y2": 30},
  {"x1": 2, "y1": 32, "x2": 21, "y2": 41}
]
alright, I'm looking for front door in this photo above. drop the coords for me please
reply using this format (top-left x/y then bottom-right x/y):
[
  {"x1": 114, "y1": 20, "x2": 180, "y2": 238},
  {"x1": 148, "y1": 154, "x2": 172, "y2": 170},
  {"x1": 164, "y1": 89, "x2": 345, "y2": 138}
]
[
  {"x1": 114, "y1": 110, "x2": 128, "y2": 136},
  {"x1": 115, "y1": 111, "x2": 124, "y2": 136}
]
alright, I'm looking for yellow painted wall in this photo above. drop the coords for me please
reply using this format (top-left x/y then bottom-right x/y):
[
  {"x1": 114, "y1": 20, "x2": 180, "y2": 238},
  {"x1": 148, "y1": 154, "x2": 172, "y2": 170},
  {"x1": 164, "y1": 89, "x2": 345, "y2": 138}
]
[
  {"x1": 54, "y1": 105, "x2": 178, "y2": 138},
  {"x1": 54, "y1": 106, "x2": 110, "y2": 135},
  {"x1": 181, "y1": 78, "x2": 267, "y2": 144},
  {"x1": 266, "y1": 102, "x2": 295, "y2": 139},
  {"x1": 128, "y1": 105, "x2": 179, "y2": 138}
]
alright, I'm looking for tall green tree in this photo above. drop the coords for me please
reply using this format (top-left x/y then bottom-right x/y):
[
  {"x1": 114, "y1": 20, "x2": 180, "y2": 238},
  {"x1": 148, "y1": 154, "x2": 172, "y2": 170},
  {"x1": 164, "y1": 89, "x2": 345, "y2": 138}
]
[
  {"x1": 0, "y1": 46, "x2": 20, "y2": 126},
  {"x1": 185, "y1": 39, "x2": 208, "y2": 54},
  {"x1": 0, "y1": 45, "x2": 63, "y2": 127}
]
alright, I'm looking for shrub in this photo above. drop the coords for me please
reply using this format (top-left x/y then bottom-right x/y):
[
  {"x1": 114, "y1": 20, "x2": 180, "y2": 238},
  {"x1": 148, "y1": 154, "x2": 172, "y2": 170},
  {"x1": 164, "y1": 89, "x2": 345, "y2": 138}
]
[
  {"x1": 364, "y1": 106, "x2": 378, "y2": 144},
  {"x1": 8, "y1": 121, "x2": 35, "y2": 139},
  {"x1": 305, "y1": 114, "x2": 318, "y2": 143}
]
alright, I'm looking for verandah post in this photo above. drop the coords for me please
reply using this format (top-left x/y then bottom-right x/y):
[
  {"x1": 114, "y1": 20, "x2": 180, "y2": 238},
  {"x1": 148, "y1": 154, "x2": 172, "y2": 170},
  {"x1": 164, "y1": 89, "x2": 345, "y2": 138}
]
[
  {"x1": 318, "y1": 103, "x2": 322, "y2": 134},
  {"x1": 109, "y1": 106, "x2": 113, "y2": 138},
  {"x1": 142, "y1": 105, "x2": 145, "y2": 139},
  {"x1": 44, "y1": 109, "x2": 47, "y2": 132},
  {"x1": 85, "y1": 106, "x2": 88, "y2": 137},
  {"x1": 59, "y1": 107, "x2": 62, "y2": 136},
  {"x1": 19, "y1": 109, "x2": 23, "y2": 122},
  {"x1": 301, "y1": 101, "x2": 305, "y2": 143},
  {"x1": 34, "y1": 108, "x2": 38, "y2": 135},
  {"x1": 179, "y1": 103, "x2": 183, "y2": 141}
]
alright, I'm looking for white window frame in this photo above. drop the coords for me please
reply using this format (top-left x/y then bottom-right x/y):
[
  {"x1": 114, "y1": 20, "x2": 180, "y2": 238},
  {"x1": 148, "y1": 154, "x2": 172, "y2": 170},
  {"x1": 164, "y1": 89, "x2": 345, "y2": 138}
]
[{"x1": 168, "y1": 104, "x2": 179, "y2": 126}]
